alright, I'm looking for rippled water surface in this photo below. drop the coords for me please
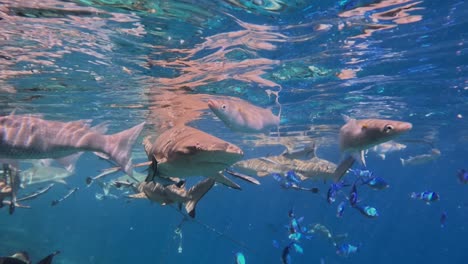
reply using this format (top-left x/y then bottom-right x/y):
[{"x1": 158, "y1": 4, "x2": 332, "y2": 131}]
[{"x1": 0, "y1": 0, "x2": 467, "y2": 263}]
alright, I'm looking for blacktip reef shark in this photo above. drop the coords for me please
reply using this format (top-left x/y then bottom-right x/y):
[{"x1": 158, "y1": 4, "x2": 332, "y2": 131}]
[
  {"x1": 0, "y1": 250, "x2": 60, "y2": 264},
  {"x1": 125, "y1": 178, "x2": 215, "y2": 218},
  {"x1": 0, "y1": 113, "x2": 145, "y2": 177},
  {"x1": 230, "y1": 143, "x2": 337, "y2": 182},
  {"x1": 143, "y1": 125, "x2": 247, "y2": 189},
  {"x1": 208, "y1": 96, "x2": 280, "y2": 133},
  {"x1": 333, "y1": 115, "x2": 412, "y2": 181}
]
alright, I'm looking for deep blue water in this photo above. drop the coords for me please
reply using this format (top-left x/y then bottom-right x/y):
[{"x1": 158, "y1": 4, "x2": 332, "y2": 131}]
[{"x1": 0, "y1": 0, "x2": 467, "y2": 263}]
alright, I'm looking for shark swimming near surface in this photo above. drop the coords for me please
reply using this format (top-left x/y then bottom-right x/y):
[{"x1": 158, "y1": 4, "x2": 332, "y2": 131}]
[
  {"x1": 208, "y1": 97, "x2": 280, "y2": 133},
  {"x1": 333, "y1": 115, "x2": 412, "y2": 181},
  {"x1": 143, "y1": 125, "x2": 245, "y2": 189},
  {"x1": 0, "y1": 114, "x2": 145, "y2": 176}
]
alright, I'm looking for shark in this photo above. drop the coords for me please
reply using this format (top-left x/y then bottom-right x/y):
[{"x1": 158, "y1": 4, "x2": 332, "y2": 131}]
[
  {"x1": 19, "y1": 151, "x2": 83, "y2": 188},
  {"x1": 400, "y1": 148, "x2": 441, "y2": 166},
  {"x1": 20, "y1": 165, "x2": 73, "y2": 186},
  {"x1": 230, "y1": 144, "x2": 337, "y2": 182},
  {"x1": 333, "y1": 115, "x2": 412, "y2": 181},
  {"x1": 208, "y1": 97, "x2": 280, "y2": 133},
  {"x1": 367, "y1": 140, "x2": 407, "y2": 160},
  {"x1": 127, "y1": 178, "x2": 215, "y2": 218},
  {"x1": 0, "y1": 114, "x2": 145, "y2": 176},
  {"x1": 0, "y1": 250, "x2": 60, "y2": 264},
  {"x1": 144, "y1": 125, "x2": 245, "y2": 189}
]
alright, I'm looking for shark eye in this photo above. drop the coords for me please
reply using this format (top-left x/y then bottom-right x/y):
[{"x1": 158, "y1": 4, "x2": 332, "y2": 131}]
[
  {"x1": 384, "y1": 124, "x2": 394, "y2": 133},
  {"x1": 221, "y1": 104, "x2": 227, "y2": 110}
]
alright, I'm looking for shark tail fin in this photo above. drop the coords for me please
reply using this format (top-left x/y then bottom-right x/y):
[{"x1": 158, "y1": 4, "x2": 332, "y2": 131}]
[
  {"x1": 332, "y1": 156, "x2": 356, "y2": 182},
  {"x1": 400, "y1": 158, "x2": 406, "y2": 166},
  {"x1": 37, "y1": 251, "x2": 60, "y2": 264},
  {"x1": 185, "y1": 178, "x2": 215, "y2": 218},
  {"x1": 104, "y1": 122, "x2": 145, "y2": 177}
]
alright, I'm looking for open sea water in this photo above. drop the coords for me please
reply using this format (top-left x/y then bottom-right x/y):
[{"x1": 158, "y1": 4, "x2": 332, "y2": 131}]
[{"x1": 0, "y1": 0, "x2": 467, "y2": 263}]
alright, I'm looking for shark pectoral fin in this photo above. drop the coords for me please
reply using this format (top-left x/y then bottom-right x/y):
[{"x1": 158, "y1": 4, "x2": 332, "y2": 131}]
[
  {"x1": 378, "y1": 154, "x2": 386, "y2": 160},
  {"x1": 257, "y1": 171, "x2": 269, "y2": 177},
  {"x1": 127, "y1": 192, "x2": 146, "y2": 199},
  {"x1": 224, "y1": 170, "x2": 260, "y2": 185},
  {"x1": 211, "y1": 173, "x2": 241, "y2": 190},
  {"x1": 296, "y1": 173, "x2": 307, "y2": 181},
  {"x1": 351, "y1": 151, "x2": 366, "y2": 167},
  {"x1": 53, "y1": 179, "x2": 68, "y2": 185},
  {"x1": 93, "y1": 152, "x2": 110, "y2": 160},
  {"x1": 332, "y1": 156, "x2": 356, "y2": 182},
  {"x1": 185, "y1": 178, "x2": 216, "y2": 218}
]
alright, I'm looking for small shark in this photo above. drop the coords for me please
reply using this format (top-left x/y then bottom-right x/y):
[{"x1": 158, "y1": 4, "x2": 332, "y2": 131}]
[
  {"x1": 334, "y1": 115, "x2": 412, "y2": 181},
  {"x1": 208, "y1": 97, "x2": 280, "y2": 133},
  {"x1": 144, "y1": 125, "x2": 244, "y2": 189},
  {"x1": 231, "y1": 144, "x2": 337, "y2": 181},
  {"x1": 400, "y1": 148, "x2": 441, "y2": 166},
  {"x1": 0, "y1": 250, "x2": 60, "y2": 264},
  {"x1": 128, "y1": 178, "x2": 215, "y2": 218},
  {"x1": 20, "y1": 166, "x2": 73, "y2": 186},
  {"x1": 367, "y1": 140, "x2": 407, "y2": 160},
  {"x1": 0, "y1": 114, "x2": 145, "y2": 176}
]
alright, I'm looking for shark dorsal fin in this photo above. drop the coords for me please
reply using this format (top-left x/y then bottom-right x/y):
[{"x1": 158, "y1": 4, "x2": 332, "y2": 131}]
[{"x1": 342, "y1": 114, "x2": 353, "y2": 123}]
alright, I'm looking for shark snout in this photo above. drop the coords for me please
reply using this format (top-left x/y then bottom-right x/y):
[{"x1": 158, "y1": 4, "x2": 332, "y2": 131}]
[
  {"x1": 226, "y1": 144, "x2": 244, "y2": 156},
  {"x1": 398, "y1": 122, "x2": 413, "y2": 132},
  {"x1": 207, "y1": 99, "x2": 217, "y2": 110}
]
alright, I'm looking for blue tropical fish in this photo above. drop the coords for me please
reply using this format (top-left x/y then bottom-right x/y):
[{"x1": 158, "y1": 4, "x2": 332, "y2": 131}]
[
  {"x1": 457, "y1": 169, "x2": 468, "y2": 184},
  {"x1": 365, "y1": 176, "x2": 389, "y2": 190},
  {"x1": 355, "y1": 205, "x2": 379, "y2": 218},
  {"x1": 327, "y1": 181, "x2": 347, "y2": 204},
  {"x1": 286, "y1": 170, "x2": 301, "y2": 184},
  {"x1": 336, "y1": 243, "x2": 360, "y2": 257},
  {"x1": 410, "y1": 191, "x2": 439, "y2": 203},
  {"x1": 235, "y1": 252, "x2": 246, "y2": 264},
  {"x1": 350, "y1": 168, "x2": 373, "y2": 178},
  {"x1": 336, "y1": 201, "x2": 346, "y2": 218},
  {"x1": 349, "y1": 184, "x2": 358, "y2": 207}
]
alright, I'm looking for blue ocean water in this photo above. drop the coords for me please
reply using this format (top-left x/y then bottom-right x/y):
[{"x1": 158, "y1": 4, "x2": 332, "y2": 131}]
[{"x1": 0, "y1": 0, "x2": 467, "y2": 263}]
